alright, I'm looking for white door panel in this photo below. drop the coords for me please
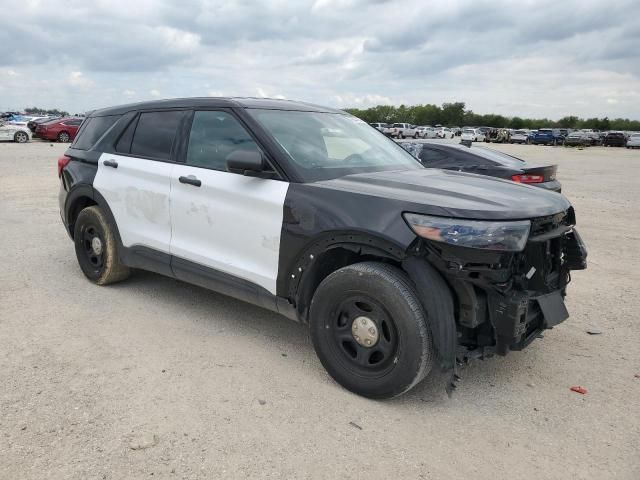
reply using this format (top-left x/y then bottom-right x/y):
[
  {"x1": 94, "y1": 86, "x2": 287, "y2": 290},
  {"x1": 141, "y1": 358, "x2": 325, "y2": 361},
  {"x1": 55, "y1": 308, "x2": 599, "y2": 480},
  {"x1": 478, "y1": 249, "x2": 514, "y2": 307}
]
[
  {"x1": 94, "y1": 153, "x2": 174, "y2": 252},
  {"x1": 170, "y1": 166, "x2": 288, "y2": 295}
]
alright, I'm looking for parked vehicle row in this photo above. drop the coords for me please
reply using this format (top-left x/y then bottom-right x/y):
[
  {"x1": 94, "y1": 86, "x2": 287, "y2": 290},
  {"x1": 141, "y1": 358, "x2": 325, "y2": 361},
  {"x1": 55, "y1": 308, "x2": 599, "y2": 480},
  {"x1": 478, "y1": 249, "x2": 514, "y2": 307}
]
[
  {"x1": 370, "y1": 123, "x2": 461, "y2": 139},
  {"x1": 58, "y1": 97, "x2": 587, "y2": 399},
  {"x1": 0, "y1": 112, "x2": 85, "y2": 143},
  {"x1": 371, "y1": 119, "x2": 639, "y2": 148}
]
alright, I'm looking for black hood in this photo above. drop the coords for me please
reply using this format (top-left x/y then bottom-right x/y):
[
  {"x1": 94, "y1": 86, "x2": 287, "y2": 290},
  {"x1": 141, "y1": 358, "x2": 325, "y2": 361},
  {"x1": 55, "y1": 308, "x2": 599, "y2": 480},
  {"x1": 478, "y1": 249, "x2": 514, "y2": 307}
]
[{"x1": 313, "y1": 168, "x2": 570, "y2": 220}]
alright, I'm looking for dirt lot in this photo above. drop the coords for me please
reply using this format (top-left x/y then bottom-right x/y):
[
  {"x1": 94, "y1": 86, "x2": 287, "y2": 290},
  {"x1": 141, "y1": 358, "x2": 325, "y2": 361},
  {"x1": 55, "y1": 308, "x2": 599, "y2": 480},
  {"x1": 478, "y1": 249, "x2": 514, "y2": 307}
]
[{"x1": 1, "y1": 139, "x2": 639, "y2": 479}]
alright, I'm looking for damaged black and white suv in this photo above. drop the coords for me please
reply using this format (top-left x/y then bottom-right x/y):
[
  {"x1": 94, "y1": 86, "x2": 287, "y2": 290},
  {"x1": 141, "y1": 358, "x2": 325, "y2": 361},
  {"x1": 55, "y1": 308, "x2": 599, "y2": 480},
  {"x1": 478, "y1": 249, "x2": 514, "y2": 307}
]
[{"x1": 58, "y1": 98, "x2": 587, "y2": 399}]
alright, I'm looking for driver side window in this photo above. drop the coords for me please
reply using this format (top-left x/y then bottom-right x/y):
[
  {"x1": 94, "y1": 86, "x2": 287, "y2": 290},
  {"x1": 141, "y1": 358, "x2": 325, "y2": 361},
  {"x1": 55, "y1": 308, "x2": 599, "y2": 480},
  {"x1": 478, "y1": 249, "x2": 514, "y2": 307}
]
[{"x1": 186, "y1": 111, "x2": 261, "y2": 171}]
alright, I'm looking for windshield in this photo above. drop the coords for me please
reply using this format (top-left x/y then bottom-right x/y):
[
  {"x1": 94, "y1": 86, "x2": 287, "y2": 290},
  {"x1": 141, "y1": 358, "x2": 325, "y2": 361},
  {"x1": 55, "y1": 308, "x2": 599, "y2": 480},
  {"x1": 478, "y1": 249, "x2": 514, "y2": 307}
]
[{"x1": 248, "y1": 110, "x2": 423, "y2": 182}]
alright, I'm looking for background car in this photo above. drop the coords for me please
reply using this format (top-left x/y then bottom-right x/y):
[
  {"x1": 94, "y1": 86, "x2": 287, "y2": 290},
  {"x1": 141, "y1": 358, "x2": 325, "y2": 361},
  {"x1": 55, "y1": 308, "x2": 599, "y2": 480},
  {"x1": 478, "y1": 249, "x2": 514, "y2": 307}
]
[
  {"x1": 0, "y1": 121, "x2": 32, "y2": 143},
  {"x1": 435, "y1": 127, "x2": 454, "y2": 139},
  {"x1": 529, "y1": 128, "x2": 565, "y2": 145},
  {"x1": 626, "y1": 133, "x2": 640, "y2": 149},
  {"x1": 369, "y1": 122, "x2": 390, "y2": 134},
  {"x1": 460, "y1": 127, "x2": 486, "y2": 142},
  {"x1": 416, "y1": 126, "x2": 437, "y2": 138},
  {"x1": 602, "y1": 132, "x2": 627, "y2": 147},
  {"x1": 27, "y1": 116, "x2": 59, "y2": 133},
  {"x1": 400, "y1": 141, "x2": 561, "y2": 191},
  {"x1": 390, "y1": 123, "x2": 419, "y2": 138},
  {"x1": 510, "y1": 130, "x2": 529, "y2": 144},
  {"x1": 34, "y1": 117, "x2": 83, "y2": 142},
  {"x1": 563, "y1": 131, "x2": 591, "y2": 147}
]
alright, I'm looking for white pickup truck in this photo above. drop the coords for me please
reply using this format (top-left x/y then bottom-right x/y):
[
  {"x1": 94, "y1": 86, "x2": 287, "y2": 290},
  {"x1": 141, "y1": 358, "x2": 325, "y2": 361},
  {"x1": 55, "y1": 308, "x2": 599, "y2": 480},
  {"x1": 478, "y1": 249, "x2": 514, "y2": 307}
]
[{"x1": 391, "y1": 123, "x2": 419, "y2": 139}]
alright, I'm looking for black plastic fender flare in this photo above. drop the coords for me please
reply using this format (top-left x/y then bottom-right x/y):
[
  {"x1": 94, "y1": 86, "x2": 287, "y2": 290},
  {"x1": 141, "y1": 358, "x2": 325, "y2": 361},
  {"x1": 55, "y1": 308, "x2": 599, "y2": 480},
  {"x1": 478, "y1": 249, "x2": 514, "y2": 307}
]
[{"x1": 401, "y1": 256, "x2": 457, "y2": 377}]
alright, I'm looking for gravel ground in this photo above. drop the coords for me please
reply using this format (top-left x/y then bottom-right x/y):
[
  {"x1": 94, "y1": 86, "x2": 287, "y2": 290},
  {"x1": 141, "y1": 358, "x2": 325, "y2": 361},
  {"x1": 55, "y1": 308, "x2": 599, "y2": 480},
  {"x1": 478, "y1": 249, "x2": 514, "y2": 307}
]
[{"x1": 1, "y1": 139, "x2": 639, "y2": 479}]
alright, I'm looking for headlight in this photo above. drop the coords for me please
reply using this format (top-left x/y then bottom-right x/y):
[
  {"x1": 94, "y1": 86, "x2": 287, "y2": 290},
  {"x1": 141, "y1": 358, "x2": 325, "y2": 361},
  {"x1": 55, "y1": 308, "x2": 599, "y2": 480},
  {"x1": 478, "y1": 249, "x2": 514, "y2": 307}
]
[{"x1": 403, "y1": 213, "x2": 530, "y2": 252}]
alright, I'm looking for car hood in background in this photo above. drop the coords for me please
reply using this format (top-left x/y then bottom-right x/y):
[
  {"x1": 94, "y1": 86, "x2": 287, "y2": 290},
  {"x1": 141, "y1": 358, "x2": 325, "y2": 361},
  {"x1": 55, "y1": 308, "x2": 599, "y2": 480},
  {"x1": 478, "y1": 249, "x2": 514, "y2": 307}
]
[{"x1": 313, "y1": 168, "x2": 570, "y2": 220}]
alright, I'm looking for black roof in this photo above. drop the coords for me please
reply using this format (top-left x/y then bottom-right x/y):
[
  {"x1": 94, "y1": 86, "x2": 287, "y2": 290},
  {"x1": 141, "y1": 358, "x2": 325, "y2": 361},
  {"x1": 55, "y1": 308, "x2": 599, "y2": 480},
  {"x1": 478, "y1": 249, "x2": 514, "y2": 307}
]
[{"x1": 90, "y1": 97, "x2": 345, "y2": 117}]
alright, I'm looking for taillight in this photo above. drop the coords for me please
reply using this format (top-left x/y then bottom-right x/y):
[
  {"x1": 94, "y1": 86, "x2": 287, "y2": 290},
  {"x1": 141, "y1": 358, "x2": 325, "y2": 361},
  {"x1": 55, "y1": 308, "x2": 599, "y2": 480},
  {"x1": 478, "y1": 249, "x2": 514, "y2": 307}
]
[
  {"x1": 57, "y1": 155, "x2": 71, "y2": 177},
  {"x1": 512, "y1": 174, "x2": 544, "y2": 183}
]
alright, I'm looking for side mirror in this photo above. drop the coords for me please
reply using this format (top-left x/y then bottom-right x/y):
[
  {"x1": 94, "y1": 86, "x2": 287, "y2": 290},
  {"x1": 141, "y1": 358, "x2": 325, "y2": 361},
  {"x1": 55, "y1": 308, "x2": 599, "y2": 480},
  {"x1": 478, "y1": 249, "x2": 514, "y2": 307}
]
[{"x1": 226, "y1": 150, "x2": 276, "y2": 179}]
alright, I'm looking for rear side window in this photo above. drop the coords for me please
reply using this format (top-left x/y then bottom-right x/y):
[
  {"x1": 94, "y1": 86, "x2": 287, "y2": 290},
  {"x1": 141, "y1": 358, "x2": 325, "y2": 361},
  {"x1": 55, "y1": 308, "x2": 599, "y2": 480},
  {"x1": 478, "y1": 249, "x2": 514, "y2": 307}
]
[
  {"x1": 130, "y1": 111, "x2": 185, "y2": 160},
  {"x1": 186, "y1": 111, "x2": 261, "y2": 171},
  {"x1": 64, "y1": 119, "x2": 83, "y2": 126},
  {"x1": 418, "y1": 147, "x2": 453, "y2": 167},
  {"x1": 73, "y1": 115, "x2": 121, "y2": 150}
]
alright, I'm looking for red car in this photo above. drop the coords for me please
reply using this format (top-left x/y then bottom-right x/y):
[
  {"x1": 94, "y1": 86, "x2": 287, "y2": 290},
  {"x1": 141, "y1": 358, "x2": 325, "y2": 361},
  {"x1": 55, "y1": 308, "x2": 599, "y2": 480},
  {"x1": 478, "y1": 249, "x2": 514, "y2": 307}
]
[{"x1": 35, "y1": 117, "x2": 84, "y2": 142}]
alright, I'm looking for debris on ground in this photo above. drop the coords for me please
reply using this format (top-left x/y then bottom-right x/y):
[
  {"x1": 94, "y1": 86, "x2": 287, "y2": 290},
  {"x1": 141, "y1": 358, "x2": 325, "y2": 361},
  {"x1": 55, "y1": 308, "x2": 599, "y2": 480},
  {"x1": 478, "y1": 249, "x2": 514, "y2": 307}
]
[
  {"x1": 570, "y1": 386, "x2": 588, "y2": 395},
  {"x1": 258, "y1": 399, "x2": 266, "y2": 405},
  {"x1": 129, "y1": 433, "x2": 159, "y2": 450},
  {"x1": 349, "y1": 421, "x2": 363, "y2": 430},
  {"x1": 586, "y1": 329, "x2": 602, "y2": 335}
]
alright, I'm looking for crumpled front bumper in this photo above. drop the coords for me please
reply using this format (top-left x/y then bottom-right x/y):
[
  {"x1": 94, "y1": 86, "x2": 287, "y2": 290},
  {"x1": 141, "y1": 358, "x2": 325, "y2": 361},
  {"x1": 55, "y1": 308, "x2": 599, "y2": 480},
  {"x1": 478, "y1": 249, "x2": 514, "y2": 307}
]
[{"x1": 487, "y1": 227, "x2": 587, "y2": 355}]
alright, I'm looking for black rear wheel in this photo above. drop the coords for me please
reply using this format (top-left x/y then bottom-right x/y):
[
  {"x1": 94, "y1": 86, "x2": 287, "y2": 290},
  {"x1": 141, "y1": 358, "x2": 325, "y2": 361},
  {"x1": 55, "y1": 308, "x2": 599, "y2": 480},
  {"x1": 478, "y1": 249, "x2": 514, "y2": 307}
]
[
  {"x1": 310, "y1": 262, "x2": 434, "y2": 399},
  {"x1": 74, "y1": 206, "x2": 130, "y2": 285}
]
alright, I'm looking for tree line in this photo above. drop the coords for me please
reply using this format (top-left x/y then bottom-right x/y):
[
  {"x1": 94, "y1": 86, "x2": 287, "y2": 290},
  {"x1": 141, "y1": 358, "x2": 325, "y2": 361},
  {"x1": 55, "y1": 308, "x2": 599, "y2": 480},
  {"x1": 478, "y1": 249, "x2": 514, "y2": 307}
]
[
  {"x1": 345, "y1": 102, "x2": 640, "y2": 131},
  {"x1": 23, "y1": 107, "x2": 70, "y2": 117}
]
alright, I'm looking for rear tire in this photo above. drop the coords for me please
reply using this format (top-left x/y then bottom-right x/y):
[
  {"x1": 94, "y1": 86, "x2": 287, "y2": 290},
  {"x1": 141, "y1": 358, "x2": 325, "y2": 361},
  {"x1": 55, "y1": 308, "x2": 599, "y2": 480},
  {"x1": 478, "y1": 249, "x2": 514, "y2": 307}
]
[
  {"x1": 74, "y1": 206, "x2": 130, "y2": 285},
  {"x1": 58, "y1": 131, "x2": 70, "y2": 143},
  {"x1": 14, "y1": 131, "x2": 29, "y2": 143},
  {"x1": 310, "y1": 262, "x2": 434, "y2": 399}
]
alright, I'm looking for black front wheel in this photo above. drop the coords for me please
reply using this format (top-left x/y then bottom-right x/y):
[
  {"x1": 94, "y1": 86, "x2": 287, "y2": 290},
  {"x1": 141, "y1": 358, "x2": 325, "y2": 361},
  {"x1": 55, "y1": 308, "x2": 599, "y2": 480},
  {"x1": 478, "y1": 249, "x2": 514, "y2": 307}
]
[{"x1": 310, "y1": 262, "x2": 434, "y2": 399}]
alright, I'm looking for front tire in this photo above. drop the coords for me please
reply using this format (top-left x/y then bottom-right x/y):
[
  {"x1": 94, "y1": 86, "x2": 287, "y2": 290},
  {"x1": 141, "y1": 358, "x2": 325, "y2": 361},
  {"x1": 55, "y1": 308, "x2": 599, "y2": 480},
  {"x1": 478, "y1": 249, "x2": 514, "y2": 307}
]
[
  {"x1": 310, "y1": 262, "x2": 434, "y2": 399},
  {"x1": 74, "y1": 206, "x2": 130, "y2": 285}
]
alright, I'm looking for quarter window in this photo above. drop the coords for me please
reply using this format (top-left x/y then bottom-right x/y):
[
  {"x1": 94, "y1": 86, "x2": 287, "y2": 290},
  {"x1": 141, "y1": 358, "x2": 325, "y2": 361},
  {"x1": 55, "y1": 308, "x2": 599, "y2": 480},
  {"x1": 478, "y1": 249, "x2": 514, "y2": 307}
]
[
  {"x1": 186, "y1": 111, "x2": 261, "y2": 171},
  {"x1": 130, "y1": 111, "x2": 185, "y2": 160},
  {"x1": 73, "y1": 115, "x2": 121, "y2": 150}
]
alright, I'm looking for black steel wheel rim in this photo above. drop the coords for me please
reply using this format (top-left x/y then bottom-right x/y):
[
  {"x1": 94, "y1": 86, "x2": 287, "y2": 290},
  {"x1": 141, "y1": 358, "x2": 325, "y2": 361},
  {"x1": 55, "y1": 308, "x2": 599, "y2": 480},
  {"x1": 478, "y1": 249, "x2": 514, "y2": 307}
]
[
  {"x1": 327, "y1": 294, "x2": 399, "y2": 376},
  {"x1": 81, "y1": 224, "x2": 104, "y2": 270}
]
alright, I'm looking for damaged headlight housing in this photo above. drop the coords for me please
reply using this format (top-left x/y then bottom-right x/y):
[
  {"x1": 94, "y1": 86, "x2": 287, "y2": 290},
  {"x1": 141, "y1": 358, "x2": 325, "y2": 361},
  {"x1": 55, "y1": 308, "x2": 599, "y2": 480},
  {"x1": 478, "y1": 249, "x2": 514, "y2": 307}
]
[{"x1": 403, "y1": 213, "x2": 531, "y2": 252}]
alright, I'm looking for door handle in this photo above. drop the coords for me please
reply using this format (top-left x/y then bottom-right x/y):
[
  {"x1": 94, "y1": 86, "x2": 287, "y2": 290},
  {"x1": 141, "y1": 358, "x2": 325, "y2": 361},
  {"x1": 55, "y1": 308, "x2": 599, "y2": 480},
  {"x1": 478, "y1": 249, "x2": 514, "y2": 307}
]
[
  {"x1": 103, "y1": 159, "x2": 118, "y2": 168},
  {"x1": 179, "y1": 175, "x2": 202, "y2": 187}
]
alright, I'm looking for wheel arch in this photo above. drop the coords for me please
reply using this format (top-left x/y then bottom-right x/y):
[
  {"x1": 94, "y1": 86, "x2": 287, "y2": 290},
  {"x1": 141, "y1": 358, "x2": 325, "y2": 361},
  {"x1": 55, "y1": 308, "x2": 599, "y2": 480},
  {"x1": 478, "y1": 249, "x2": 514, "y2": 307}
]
[
  {"x1": 65, "y1": 187, "x2": 122, "y2": 249},
  {"x1": 284, "y1": 232, "x2": 408, "y2": 323}
]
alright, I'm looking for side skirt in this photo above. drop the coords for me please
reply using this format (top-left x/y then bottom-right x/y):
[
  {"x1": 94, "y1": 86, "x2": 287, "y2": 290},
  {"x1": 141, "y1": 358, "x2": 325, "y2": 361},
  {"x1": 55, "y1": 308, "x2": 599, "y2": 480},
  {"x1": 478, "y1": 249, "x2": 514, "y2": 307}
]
[{"x1": 118, "y1": 244, "x2": 300, "y2": 322}]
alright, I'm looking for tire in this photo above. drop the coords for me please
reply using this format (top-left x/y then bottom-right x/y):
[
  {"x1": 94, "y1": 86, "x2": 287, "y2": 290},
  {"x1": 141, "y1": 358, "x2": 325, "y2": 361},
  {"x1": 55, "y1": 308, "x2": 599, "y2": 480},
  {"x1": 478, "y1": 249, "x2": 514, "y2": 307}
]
[
  {"x1": 58, "y1": 131, "x2": 70, "y2": 143},
  {"x1": 309, "y1": 262, "x2": 434, "y2": 399},
  {"x1": 413, "y1": 132, "x2": 418, "y2": 139},
  {"x1": 73, "y1": 206, "x2": 130, "y2": 285},
  {"x1": 14, "y1": 131, "x2": 29, "y2": 143}
]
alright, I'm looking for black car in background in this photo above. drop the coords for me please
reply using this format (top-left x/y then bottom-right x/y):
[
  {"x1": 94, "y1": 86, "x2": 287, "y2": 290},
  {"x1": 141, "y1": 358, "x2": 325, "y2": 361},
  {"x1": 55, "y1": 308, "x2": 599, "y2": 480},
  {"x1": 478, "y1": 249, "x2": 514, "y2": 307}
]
[
  {"x1": 400, "y1": 141, "x2": 561, "y2": 192},
  {"x1": 27, "y1": 116, "x2": 60, "y2": 133},
  {"x1": 602, "y1": 132, "x2": 627, "y2": 147}
]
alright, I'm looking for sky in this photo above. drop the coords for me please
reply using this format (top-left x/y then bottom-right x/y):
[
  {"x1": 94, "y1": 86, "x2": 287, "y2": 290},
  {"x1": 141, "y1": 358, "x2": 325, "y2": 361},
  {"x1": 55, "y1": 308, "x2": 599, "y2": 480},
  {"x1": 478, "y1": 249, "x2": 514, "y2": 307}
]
[{"x1": 1, "y1": 0, "x2": 639, "y2": 119}]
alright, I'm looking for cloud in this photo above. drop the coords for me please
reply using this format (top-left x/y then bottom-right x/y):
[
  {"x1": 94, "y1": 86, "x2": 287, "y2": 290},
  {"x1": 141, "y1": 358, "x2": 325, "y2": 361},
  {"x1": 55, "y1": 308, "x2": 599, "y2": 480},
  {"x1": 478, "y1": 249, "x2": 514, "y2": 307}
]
[
  {"x1": 68, "y1": 71, "x2": 93, "y2": 88},
  {"x1": 0, "y1": 0, "x2": 638, "y2": 119}
]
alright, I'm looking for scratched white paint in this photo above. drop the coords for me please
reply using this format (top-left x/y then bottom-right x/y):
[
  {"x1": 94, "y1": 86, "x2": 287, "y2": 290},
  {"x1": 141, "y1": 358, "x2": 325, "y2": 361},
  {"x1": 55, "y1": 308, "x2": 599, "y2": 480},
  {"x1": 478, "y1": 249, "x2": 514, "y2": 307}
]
[
  {"x1": 170, "y1": 164, "x2": 289, "y2": 295},
  {"x1": 94, "y1": 153, "x2": 174, "y2": 252}
]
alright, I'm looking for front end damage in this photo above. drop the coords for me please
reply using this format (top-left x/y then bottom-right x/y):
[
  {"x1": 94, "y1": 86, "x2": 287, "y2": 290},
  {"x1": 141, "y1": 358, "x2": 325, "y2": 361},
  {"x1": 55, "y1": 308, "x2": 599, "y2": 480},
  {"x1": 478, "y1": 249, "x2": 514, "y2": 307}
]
[{"x1": 409, "y1": 207, "x2": 587, "y2": 366}]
